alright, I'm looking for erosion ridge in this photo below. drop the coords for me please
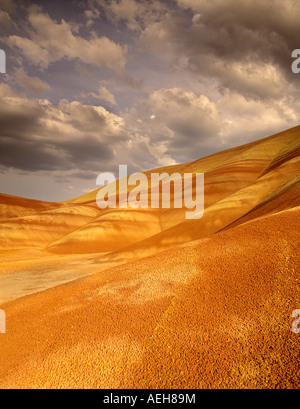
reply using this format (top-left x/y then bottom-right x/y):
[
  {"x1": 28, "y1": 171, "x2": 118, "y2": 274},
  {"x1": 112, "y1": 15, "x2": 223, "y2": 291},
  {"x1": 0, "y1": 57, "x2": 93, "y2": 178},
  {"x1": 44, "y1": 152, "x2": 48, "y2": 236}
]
[{"x1": 0, "y1": 125, "x2": 299, "y2": 388}]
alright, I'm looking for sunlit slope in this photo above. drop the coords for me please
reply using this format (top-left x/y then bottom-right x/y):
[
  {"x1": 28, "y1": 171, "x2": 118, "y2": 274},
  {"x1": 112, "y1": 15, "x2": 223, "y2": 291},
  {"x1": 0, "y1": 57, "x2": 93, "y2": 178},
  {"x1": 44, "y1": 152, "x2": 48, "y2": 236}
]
[
  {"x1": 149, "y1": 149, "x2": 300, "y2": 246},
  {"x1": 0, "y1": 126, "x2": 299, "y2": 388},
  {"x1": 47, "y1": 126, "x2": 300, "y2": 255},
  {"x1": 0, "y1": 206, "x2": 298, "y2": 388},
  {"x1": 0, "y1": 194, "x2": 62, "y2": 221},
  {"x1": 223, "y1": 174, "x2": 300, "y2": 230},
  {"x1": 83, "y1": 169, "x2": 300, "y2": 271},
  {"x1": 0, "y1": 126, "x2": 299, "y2": 257},
  {"x1": 0, "y1": 204, "x2": 99, "y2": 250},
  {"x1": 129, "y1": 207, "x2": 300, "y2": 389},
  {"x1": 46, "y1": 209, "x2": 162, "y2": 254},
  {"x1": 68, "y1": 125, "x2": 299, "y2": 205}
]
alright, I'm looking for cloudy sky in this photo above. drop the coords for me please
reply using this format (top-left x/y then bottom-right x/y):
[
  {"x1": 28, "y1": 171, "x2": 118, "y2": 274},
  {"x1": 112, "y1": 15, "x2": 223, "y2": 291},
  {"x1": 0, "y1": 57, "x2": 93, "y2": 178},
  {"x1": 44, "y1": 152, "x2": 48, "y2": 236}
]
[{"x1": 0, "y1": 0, "x2": 299, "y2": 201}]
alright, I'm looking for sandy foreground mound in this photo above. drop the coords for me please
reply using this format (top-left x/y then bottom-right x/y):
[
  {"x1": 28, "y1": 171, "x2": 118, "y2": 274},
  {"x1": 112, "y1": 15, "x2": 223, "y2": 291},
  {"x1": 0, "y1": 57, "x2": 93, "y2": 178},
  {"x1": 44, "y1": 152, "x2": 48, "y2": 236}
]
[{"x1": 0, "y1": 126, "x2": 299, "y2": 388}]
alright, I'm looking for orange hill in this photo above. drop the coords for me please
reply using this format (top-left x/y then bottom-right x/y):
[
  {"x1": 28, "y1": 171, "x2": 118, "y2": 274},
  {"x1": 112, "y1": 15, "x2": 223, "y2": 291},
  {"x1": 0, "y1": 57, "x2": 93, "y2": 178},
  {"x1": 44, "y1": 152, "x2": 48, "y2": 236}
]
[{"x1": 0, "y1": 125, "x2": 299, "y2": 388}]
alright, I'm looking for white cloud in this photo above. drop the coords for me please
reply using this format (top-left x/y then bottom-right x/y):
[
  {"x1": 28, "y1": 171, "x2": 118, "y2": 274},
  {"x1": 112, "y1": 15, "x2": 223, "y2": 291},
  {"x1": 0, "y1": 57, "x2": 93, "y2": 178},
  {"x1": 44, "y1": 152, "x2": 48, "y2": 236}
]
[
  {"x1": 12, "y1": 67, "x2": 51, "y2": 93},
  {"x1": 217, "y1": 92, "x2": 300, "y2": 144},
  {"x1": 7, "y1": 6, "x2": 128, "y2": 76},
  {"x1": 2, "y1": 0, "x2": 300, "y2": 202},
  {"x1": 125, "y1": 87, "x2": 224, "y2": 163},
  {"x1": 90, "y1": 86, "x2": 117, "y2": 105}
]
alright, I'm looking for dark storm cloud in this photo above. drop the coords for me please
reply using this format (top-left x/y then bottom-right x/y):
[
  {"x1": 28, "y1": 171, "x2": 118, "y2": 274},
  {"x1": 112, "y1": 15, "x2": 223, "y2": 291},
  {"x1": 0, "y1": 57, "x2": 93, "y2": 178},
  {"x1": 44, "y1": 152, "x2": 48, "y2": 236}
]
[
  {"x1": 0, "y1": 85, "x2": 129, "y2": 172},
  {"x1": 1, "y1": 0, "x2": 300, "y2": 201},
  {"x1": 184, "y1": 0, "x2": 300, "y2": 68},
  {"x1": 59, "y1": 137, "x2": 114, "y2": 164},
  {"x1": 0, "y1": 0, "x2": 16, "y2": 12},
  {"x1": 0, "y1": 110, "x2": 41, "y2": 140},
  {"x1": 0, "y1": 136, "x2": 65, "y2": 171},
  {"x1": 141, "y1": 0, "x2": 300, "y2": 95}
]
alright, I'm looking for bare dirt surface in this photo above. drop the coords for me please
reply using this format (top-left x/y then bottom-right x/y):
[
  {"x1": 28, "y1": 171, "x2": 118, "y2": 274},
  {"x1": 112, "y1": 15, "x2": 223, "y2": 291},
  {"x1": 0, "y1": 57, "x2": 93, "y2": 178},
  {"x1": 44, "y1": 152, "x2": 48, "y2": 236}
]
[{"x1": 0, "y1": 126, "x2": 299, "y2": 388}]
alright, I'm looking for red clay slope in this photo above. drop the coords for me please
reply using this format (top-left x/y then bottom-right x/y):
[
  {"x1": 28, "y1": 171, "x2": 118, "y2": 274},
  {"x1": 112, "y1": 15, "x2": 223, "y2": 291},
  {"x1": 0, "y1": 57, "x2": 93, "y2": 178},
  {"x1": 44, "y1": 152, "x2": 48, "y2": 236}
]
[
  {"x1": 0, "y1": 202, "x2": 299, "y2": 388},
  {"x1": 0, "y1": 126, "x2": 299, "y2": 389}
]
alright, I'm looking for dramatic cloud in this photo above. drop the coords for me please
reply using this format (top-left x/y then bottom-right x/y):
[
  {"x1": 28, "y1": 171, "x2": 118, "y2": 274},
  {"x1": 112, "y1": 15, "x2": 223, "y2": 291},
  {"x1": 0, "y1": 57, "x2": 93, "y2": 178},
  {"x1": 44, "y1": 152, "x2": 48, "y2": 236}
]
[
  {"x1": 13, "y1": 67, "x2": 51, "y2": 93},
  {"x1": 0, "y1": 84, "x2": 154, "y2": 176},
  {"x1": 176, "y1": 0, "x2": 300, "y2": 70},
  {"x1": 141, "y1": 88, "x2": 222, "y2": 161},
  {"x1": 217, "y1": 92, "x2": 300, "y2": 145},
  {"x1": 1, "y1": 0, "x2": 299, "y2": 200},
  {"x1": 7, "y1": 5, "x2": 128, "y2": 76},
  {"x1": 96, "y1": 0, "x2": 169, "y2": 30},
  {"x1": 141, "y1": 0, "x2": 300, "y2": 93}
]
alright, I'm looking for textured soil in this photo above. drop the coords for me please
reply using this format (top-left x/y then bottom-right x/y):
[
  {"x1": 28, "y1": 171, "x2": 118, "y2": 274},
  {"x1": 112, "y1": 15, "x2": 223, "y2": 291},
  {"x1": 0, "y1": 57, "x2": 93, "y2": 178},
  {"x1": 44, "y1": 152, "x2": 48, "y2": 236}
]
[{"x1": 0, "y1": 126, "x2": 299, "y2": 388}]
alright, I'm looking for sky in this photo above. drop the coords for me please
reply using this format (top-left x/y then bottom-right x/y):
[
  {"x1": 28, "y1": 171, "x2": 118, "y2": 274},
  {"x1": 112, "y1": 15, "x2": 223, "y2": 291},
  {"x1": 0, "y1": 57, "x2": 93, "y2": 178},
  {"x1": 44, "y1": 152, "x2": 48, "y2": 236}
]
[{"x1": 0, "y1": 0, "x2": 299, "y2": 201}]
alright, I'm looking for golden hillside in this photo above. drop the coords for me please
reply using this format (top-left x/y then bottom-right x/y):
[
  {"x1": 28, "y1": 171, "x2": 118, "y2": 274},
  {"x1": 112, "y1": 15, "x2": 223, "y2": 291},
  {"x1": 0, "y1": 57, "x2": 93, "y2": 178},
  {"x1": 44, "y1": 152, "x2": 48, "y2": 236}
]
[{"x1": 0, "y1": 125, "x2": 299, "y2": 388}]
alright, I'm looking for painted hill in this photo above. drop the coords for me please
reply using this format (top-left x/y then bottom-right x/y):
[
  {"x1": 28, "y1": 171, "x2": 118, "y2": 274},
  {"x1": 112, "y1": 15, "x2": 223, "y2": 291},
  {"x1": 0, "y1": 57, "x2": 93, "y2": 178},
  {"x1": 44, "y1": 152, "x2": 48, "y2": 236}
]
[{"x1": 0, "y1": 125, "x2": 299, "y2": 388}]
